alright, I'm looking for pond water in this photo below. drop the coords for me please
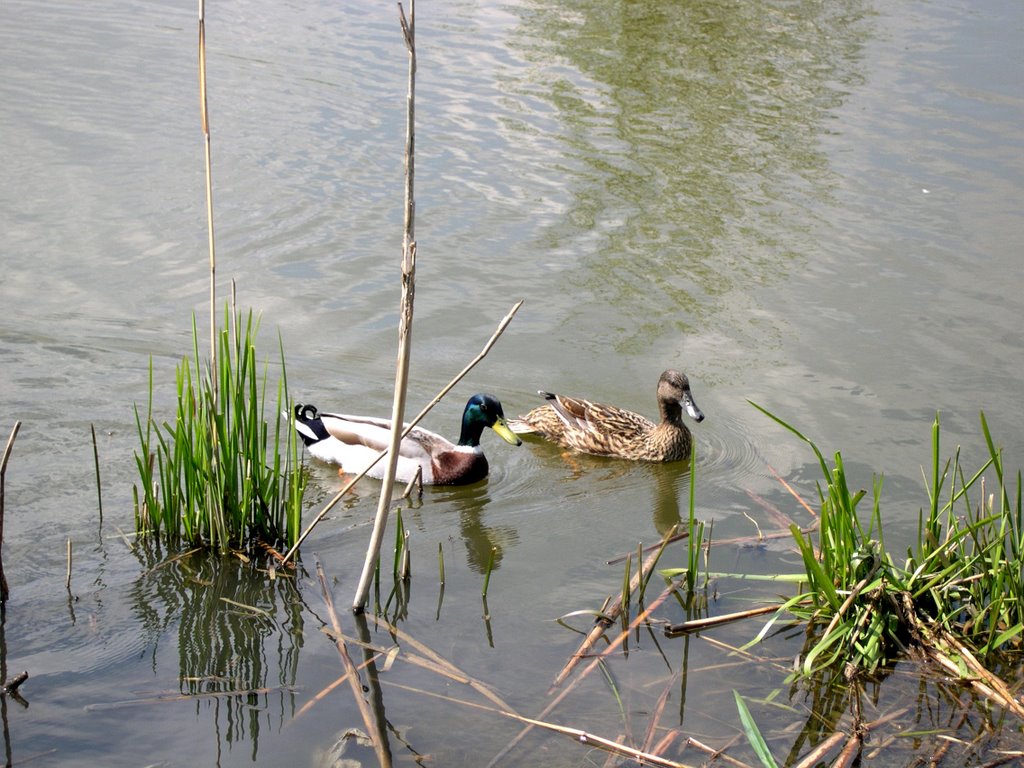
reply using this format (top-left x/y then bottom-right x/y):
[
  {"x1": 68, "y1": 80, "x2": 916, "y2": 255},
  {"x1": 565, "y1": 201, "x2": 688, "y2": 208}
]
[{"x1": 2, "y1": 0, "x2": 1023, "y2": 765}]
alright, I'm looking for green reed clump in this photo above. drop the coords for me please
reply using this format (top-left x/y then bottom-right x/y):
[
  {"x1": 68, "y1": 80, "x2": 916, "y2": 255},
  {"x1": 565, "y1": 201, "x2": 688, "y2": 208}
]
[
  {"x1": 134, "y1": 306, "x2": 304, "y2": 551},
  {"x1": 750, "y1": 404, "x2": 1024, "y2": 682}
]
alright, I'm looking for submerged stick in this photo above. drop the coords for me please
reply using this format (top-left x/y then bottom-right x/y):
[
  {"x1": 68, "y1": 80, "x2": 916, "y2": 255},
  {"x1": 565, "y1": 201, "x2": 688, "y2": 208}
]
[
  {"x1": 0, "y1": 422, "x2": 19, "y2": 602},
  {"x1": 384, "y1": 679, "x2": 688, "y2": 768},
  {"x1": 316, "y1": 557, "x2": 392, "y2": 767},
  {"x1": 551, "y1": 525, "x2": 678, "y2": 688},
  {"x1": 489, "y1": 581, "x2": 680, "y2": 767},
  {"x1": 663, "y1": 604, "x2": 779, "y2": 636}
]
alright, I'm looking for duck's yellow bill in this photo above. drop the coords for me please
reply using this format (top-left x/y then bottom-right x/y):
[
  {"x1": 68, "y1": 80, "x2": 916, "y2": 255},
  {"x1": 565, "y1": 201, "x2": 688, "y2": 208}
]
[{"x1": 491, "y1": 418, "x2": 522, "y2": 446}]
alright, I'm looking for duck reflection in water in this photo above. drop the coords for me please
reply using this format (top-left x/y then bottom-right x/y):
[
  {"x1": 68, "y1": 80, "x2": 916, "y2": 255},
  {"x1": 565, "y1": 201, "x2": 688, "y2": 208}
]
[{"x1": 440, "y1": 483, "x2": 519, "y2": 575}]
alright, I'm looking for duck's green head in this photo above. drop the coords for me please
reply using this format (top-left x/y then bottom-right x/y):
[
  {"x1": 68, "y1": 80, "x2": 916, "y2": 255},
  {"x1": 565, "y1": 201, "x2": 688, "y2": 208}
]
[{"x1": 459, "y1": 393, "x2": 522, "y2": 448}]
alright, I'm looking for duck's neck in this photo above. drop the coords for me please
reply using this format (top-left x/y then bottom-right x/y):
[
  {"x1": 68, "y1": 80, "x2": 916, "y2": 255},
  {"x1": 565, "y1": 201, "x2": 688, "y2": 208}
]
[
  {"x1": 659, "y1": 398, "x2": 684, "y2": 426},
  {"x1": 458, "y1": 421, "x2": 485, "y2": 448}
]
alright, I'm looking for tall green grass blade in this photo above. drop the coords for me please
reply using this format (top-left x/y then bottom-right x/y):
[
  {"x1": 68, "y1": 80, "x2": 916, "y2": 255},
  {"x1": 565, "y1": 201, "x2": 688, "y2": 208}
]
[{"x1": 733, "y1": 691, "x2": 779, "y2": 768}]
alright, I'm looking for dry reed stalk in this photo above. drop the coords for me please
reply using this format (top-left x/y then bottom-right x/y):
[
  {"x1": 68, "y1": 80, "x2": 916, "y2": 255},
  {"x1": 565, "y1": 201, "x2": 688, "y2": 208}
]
[
  {"x1": 641, "y1": 673, "x2": 678, "y2": 754},
  {"x1": 898, "y1": 592, "x2": 1024, "y2": 720},
  {"x1": 0, "y1": 672, "x2": 28, "y2": 696},
  {"x1": 663, "y1": 604, "x2": 781, "y2": 636},
  {"x1": 90, "y1": 424, "x2": 102, "y2": 525},
  {"x1": 606, "y1": 529, "x2": 689, "y2": 566},
  {"x1": 936, "y1": 628, "x2": 1024, "y2": 719},
  {"x1": 316, "y1": 557, "x2": 391, "y2": 767},
  {"x1": 489, "y1": 581, "x2": 680, "y2": 767},
  {"x1": 552, "y1": 525, "x2": 678, "y2": 688},
  {"x1": 0, "y1": 421, "x2": 19, "y2": 602},
  {"x1": 198, "y1": 0, "x2": 216, "y2": 377},
  {"x1": 650, "y1": 732, "x2": 683, "y2": 762},
  {"x1": 743, "y1": 488, "x2": 798, "y2": 531},
  {"x1": 766, "y1": 460, "x2": 817, "y2": 518},
  {"x1": 112, "y1": 525, "x2": 135, "y2": 552},
  {"x1": 321, "y1": 627, "x2": 476, "y2": 685},
  {"x1": 607, "y1": 525, "x2": 812, "y2": 568},
  {"x1": 64, "y1": 539, "x2": 72, "y2": 591},
  {"x1": 696, "y1": 635, "x2": 789, "y2": 671},
  {"x1": 696, "y1": 526, "x2": 816, "y2": 550},
  {"x1": 685, "y1": 735, "x2": 750, "y2": 768},
  {"x1": 382, "y1": 679, "x2": 691, "y2": 768},
  {"x1": 790, "y1": 732, "x2": 846, "y2": 768},
  {"x1": 292, "y1": 673, "x2": 348, "y2": 720},
  {"x1": 280, "y1": 299, "x2": 523, "y2": 566},
  {"x1": 400, "y1": 466, "x2": 422, "y2": 499},
  {"x1": 375, "y1": 615, "x2": 517, "y2": 714},
  {"x1": 831, "y1": 732, "x2": 862, "y2": 768},
  {"x1": 351, "y1": 0, "x2": 418, "y2": 613}
]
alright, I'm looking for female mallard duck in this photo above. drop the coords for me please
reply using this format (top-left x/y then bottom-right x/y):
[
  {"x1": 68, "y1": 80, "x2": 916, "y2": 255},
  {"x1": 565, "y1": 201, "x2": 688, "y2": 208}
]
[
  {"x1": 293, "y1": 393, "x2": 521, "y2": 486},
  {"x1": 508, "y1": 369, "x2": 704, "y2": 462}
]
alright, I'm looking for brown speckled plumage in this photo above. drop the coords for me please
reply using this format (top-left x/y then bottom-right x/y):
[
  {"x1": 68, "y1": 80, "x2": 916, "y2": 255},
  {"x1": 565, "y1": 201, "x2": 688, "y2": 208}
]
[{"x1": 509, "y1": 369, "x2": 704, "y2": 462}]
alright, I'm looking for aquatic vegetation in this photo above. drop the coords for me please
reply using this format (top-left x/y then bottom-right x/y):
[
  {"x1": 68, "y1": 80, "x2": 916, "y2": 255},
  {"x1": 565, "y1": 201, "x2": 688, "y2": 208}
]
[
  {"x1": 748, "y1": 405, "x2": 1024, "y2": 698},
  {"x1": 133, "y1": 307, "x2": 304, "y2": 551}
]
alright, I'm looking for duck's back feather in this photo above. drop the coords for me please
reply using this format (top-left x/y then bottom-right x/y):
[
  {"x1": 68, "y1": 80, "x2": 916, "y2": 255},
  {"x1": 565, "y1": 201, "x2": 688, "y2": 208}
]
[{"x1": 510, "y1": 370, "x2": 702, "y2": 462}]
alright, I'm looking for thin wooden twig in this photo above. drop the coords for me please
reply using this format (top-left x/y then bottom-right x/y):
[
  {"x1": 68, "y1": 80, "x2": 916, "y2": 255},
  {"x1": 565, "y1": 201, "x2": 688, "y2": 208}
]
[
  {"x1": 0, "y1": 673, "x2": 28, "y2": 696},
  {"x1": 641, "y1": 673, "x2": 678, "y2": 754},
  {"x1": 552, "y1": 525, "x2": 678, "y2": 688},
  {"x1": 606, "y1": 528, "x2": 689, "y2": 566},
  {"x1": 292, "y1": 672, "x2": 348, "y2": 720},
  {"x1": 686, "y1": 735, "x2": 750, "y2": 768},
  {"x1": 766, "y1": 461, "x2": 817, "y2": 518},
  {"x1": 377, "y1": 615, "x2": 517, "y2": 714},
  {"x1": 489, "y1": 581, "x2": 680, "y2": 767},
  {"x1": 0, "y1": 421, "x2": 19, "y2": 602},
  {"x1": 316, "y1": 557, "x2": 392, "y2": 767},
  {"x1": 663, "y1": 604, "x2": 779, "y2": 636},
  {"x1": 383, "y1": 679, "x2": 690, "y2": 768},
  {"x1": 90, "y1": 424, "x2": 103, "y2": 526},
  {"x1": 198, "y1": 0, "x2": 217, "y2": 380}
]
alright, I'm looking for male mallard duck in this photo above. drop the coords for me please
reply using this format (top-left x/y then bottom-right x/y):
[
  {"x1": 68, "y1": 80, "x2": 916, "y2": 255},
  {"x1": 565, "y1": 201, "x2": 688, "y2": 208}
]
[
  {"x1": 508, "y1": 369, "x2": 704, "y2": 462},
  {"x1": 293, "y1": 393, "x2": 521, "y2": 486}
]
